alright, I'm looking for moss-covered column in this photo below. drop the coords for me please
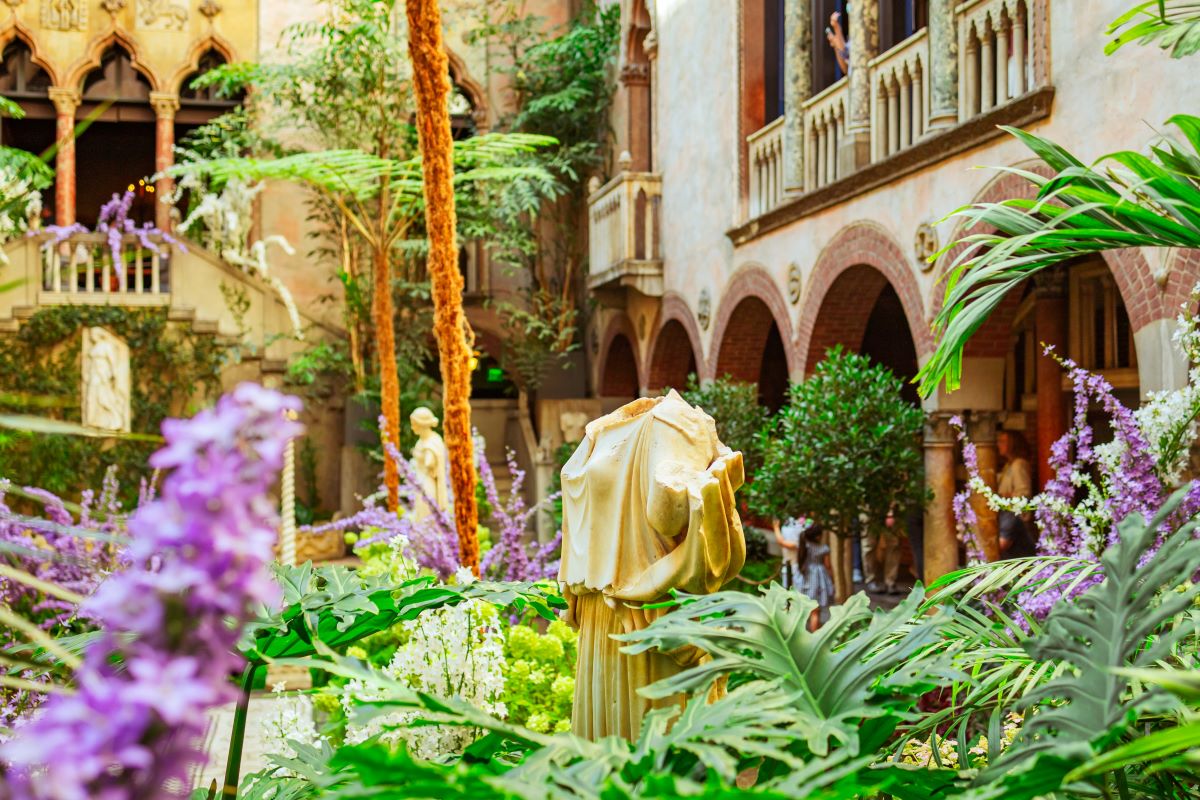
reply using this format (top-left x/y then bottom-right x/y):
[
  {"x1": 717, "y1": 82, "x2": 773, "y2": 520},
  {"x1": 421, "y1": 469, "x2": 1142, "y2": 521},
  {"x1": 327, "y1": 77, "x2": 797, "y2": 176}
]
[
  {"x1": 783, "y1": 0, "x2": 812, "y2": 190},
  {"x1": 927, "y1": 0, "x2": 960, "y2": 130},
  {"x1": 841, "y1": 0, "x2": 878, "y2": 174}
]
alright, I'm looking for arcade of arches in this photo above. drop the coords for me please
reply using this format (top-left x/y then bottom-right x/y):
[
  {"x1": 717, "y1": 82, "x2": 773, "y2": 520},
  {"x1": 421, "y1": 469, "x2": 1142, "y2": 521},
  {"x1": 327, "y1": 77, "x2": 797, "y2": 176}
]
[{"x1": 594, "y1": 252, "x2": 1143, "y2": 583}]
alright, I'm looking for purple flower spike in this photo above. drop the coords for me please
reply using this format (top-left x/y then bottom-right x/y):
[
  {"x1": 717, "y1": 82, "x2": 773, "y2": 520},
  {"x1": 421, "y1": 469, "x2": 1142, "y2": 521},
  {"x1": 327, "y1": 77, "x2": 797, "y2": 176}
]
[{"x1": 1, "y1": 384, "x2": 301, "y2": 799}]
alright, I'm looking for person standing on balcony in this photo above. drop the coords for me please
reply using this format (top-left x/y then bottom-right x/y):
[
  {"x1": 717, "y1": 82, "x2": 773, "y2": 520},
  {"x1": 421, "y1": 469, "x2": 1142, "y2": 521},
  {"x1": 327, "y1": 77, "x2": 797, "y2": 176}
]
[{"x1": 826, "y1": 10, "x2": 850, "y2": 75}]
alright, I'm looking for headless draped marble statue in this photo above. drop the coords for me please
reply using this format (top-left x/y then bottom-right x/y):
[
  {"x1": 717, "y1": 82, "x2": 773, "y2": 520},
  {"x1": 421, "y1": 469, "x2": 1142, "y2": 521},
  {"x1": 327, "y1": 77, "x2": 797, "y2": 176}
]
[
  {"x1": 559, "y1": 390, "x2": 746, "y2": 740},
  {"x1": 410, "y1": 407, "x2": 450, "y2": 520}
]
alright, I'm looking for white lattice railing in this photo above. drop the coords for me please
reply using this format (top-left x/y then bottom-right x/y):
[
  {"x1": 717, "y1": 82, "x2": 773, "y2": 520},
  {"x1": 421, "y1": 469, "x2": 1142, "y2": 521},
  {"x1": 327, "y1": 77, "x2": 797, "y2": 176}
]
[
  {"x1": 869, "y1": 28, "x2": 929, "y2": 161},
  {"x1": 747, "y1": 115, "x2": 786, "y2": 218},
  {"x1": 588, "y1": 172, "x2": 662, "y2": 277},
  {"x1": 802, "y1": 77, "x2": 848, "y2": 191},
  {"x1": 957, "y1": 0, "x2": 1038, "y2": 122},
  {"x1": 40, "y1": 233, "x2": 171, "y2": 301}
]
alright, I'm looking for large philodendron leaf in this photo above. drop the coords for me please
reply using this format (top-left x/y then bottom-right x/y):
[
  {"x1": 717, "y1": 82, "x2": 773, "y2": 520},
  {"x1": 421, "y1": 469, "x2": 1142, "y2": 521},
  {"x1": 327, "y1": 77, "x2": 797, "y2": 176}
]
[
  {"x1": 979, "y1": 489, "x2": 1200, "y2": 796},
  {"x1": 617, "y1": 585, "x2": 954, "y2": 757}
]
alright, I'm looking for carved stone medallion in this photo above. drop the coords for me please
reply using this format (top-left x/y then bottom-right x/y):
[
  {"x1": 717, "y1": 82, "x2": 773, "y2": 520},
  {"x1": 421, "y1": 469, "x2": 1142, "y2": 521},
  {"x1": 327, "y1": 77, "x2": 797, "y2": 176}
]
[
  {"x1": 41, "y1": 0, "x2": 85, "y2": 31},
  {"x1": 136, "y1": 0, "x2": 187, "y2": 30},
  {"x1": 697, "y1": 288, "x2": 712, "y2": 331},
  {"x1": 786, "y1": 262, "x2": 803, "y2": 304},
  {"x1": 914, "y1": 222, "x2": 939, "y2": 270},
  {"x1": 199, "y1": 0, "x2": 221, "y2": 18}
]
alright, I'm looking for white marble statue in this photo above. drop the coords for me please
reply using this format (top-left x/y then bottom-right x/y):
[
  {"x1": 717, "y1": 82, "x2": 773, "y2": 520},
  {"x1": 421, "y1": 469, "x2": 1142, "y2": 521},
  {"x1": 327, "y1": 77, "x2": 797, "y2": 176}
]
[
  {"x1": 410, "y1": 406, "x2": 450, "y2": 520},
  {"x1": 81, "y1": 327, "x2": 131, "y2": 433}
]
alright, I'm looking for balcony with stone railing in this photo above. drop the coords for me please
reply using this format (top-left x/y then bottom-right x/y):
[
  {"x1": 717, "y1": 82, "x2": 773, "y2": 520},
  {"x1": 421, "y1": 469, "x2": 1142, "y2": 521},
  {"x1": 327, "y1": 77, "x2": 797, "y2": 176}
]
[
  {"x1": 587, "y1": 172, "x2": 663, "y2": 298},
  {"x1": 733, "y1": 0, "x2": 1050, "y2": 242}
]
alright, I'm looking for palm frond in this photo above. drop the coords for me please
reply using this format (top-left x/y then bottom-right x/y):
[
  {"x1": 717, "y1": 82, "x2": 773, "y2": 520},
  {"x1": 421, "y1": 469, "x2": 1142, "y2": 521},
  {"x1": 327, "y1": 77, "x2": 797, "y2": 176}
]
[
  {"x1": 919, "y1": 115, "x2": 1200, "y2": 396},
  {"x1": 1107, "y1": 1, "x2": 1200, "y2": 58}
]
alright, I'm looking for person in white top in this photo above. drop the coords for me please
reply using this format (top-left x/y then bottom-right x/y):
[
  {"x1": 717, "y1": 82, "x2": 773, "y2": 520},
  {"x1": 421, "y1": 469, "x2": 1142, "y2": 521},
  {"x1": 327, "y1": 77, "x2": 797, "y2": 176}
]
[{"x1": 773, "y1": 516, "x2": 809, "y2": 589}]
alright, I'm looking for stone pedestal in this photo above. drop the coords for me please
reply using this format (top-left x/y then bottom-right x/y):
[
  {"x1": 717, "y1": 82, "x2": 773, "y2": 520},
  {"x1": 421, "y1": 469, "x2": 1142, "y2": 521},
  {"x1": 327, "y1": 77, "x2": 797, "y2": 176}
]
[
  {"x1": 923, "y1": 412, "x2": 959, "y2": 584},
  {"x1": 967, "y1": 412, "x2": 1000, "y2": 562}
]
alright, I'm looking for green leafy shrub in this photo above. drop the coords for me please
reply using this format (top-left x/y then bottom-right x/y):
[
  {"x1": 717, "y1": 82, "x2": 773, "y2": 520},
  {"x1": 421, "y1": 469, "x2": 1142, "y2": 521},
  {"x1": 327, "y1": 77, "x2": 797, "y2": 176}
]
[{"x1": 501, "y1": 620, "x2": 577, "y2": 733}]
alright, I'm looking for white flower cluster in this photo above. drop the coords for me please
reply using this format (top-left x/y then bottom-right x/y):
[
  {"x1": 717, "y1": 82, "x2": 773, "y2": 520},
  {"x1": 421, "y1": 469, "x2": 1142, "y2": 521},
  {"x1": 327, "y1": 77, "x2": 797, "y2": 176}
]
[
  {"x1": 261, "y1": 683, "x2": 323, "y2": 772},
  {"x1": 0, "y1": 166, "x2": 41, "y2": 265},
  {"x1": 172, "y1": 174, "x2": 303, "y2": 338},
  {"x1": 340, "y1": 597, "x2": 507, "y2": 760}
]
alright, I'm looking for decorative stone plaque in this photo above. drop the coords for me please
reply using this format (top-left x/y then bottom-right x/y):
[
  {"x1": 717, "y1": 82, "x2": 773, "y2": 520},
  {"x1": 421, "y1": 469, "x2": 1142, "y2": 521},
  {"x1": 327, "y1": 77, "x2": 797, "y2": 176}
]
[
  {"x1": 41, "y1": 0, "x2": 85, "y2": 31},
  {"x1": 136, "y1": 0, "x2": 186, "y2": 30},
  {"x1": 82, "y1": 327, "x2": 132, "y2": 433}
]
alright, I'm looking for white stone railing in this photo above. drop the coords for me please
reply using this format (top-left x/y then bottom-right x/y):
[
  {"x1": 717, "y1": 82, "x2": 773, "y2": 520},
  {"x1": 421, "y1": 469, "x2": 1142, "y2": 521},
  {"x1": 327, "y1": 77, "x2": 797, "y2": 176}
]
[
  {"x1": 588, "y1": 172, "x2": 662, "y2": 278},
  {"x1": 957, "y1": 0, "x2": 1037, "y2": 121},
  {"x1": 869, "y1": 29, "x2": 929, "y2": 161},
  {"x1": 39, "y1": 233, "x2": 171, "y2": 303},
  {"x1": 802, "y1": 77, "x2": 849, "y2": 191},
  {"x1": 747, "y1": 115, "x2": 787, "y2": 217}
]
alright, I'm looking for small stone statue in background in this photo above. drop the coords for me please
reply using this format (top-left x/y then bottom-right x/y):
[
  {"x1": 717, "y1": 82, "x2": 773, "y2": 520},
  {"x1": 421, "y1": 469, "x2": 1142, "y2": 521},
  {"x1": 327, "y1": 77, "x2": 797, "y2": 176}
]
[
  {"x1": 559, "y1": 410, "x2": 589, "y2": 444},
  {"x1": 409, "y1": 406, "x2": 450, "y2": 520},
  {"x1": 81, "y1": 327, "x2": 131, "y2": 433},
  {"x1": 559, "y1": 390, "x2": 746, "y2": 740}
]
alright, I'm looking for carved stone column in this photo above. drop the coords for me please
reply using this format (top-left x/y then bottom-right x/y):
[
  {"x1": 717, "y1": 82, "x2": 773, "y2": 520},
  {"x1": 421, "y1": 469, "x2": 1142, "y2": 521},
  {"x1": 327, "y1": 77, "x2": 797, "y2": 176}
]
[
  {"x1": 840, "y1": 0, "x2": 878, "y2": 174},
  {"x1": 1035, "y1": 268, "x2": 1068, "y2": 489},
  {"x1": 48, "y1": 88, "x2": 80, "y2": 227},
  {"x1": 619, "y1": 62, "x2": 651, "y2": 173},
  {"x1": 150, "y1": 92, "x2": 180, "y2": 231},
  {"x1": 782, "y1": 0, "x2": 812, "y2": 190},
  {"x1": 927, "y1": 0, "x2": 959, "y2": 130},
  {"x1": 967, "y1": 411, "x2": 1000, "y2": 562},
  {"x1": 924, "y1": 411, "x2": 959, "y2": 583}
]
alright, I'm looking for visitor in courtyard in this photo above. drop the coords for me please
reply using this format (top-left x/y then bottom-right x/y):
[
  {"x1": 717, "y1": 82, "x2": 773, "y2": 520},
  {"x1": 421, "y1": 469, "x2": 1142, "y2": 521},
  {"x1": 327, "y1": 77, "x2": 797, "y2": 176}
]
[
  {"x1": 773, "y1": 516, "x2": 809, "y2": 589},
  {"x1": 997, "y1": 430, "x2": 1037, "y2": 559},
  {"x1": 795, "y1": 524, "x2": 834, "y2": 631}
]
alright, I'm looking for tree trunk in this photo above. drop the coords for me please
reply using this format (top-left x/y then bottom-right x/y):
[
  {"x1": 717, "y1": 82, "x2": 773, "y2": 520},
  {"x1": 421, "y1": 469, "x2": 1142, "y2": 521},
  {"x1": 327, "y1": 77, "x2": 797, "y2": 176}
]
[
  {"x1": 373, "y1": 245, "x2": 401, "y2": 511},
  {"x1": 405, "y1": 0, "x2": 480, "y2": 573}
]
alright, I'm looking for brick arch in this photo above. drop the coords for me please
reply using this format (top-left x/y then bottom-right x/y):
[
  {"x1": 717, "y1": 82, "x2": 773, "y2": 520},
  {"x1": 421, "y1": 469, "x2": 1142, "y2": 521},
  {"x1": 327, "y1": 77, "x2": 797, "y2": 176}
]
[
  {"x1": 66, "y1": 29, "x2": 160, "y2": 92},
  {"x1": 647, "y1": 293, "x2": 704, "y2": 390},
  {"x1": 709, "y1": 265, "x2": 796, "y2": 378},
  {"x1": 0, "y1": 22, "x2": 61, "y2": 86},
  {"x1": 597, "y1": 314, "x2": 642, "y2": 397},
  {"x1": 1163, "y1": 248, "x2": 1200, "y2": 317},
  {"x1": 797, "y1": 222, "x2": 931, "y2": 375},
  {"x1": 932, "y1": 163, "x2": 1161, "y2": 331}
]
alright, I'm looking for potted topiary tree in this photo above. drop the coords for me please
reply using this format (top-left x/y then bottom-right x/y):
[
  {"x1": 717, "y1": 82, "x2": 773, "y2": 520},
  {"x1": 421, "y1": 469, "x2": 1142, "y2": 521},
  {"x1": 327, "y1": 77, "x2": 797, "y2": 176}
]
[{"x1": 749, "y1": 347, "x2": 926, "y2": 601}]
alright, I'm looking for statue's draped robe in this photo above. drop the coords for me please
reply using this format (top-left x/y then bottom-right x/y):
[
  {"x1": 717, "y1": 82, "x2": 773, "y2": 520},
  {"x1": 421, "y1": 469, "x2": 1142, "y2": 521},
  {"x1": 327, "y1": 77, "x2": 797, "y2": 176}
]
[{"x1": 559, "y1": 391, "x2": 745, "y2": 740}]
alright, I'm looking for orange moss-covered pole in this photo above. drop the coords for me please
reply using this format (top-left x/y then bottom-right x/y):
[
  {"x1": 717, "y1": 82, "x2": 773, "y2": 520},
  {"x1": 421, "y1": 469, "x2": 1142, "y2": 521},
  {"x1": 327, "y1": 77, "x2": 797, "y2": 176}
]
[
  {"x1": 374, "y1": 245, "x2": 402, "y2": 512},
  {"x1": 405, "y1": 0, "x2": 480, "y2": 573}
]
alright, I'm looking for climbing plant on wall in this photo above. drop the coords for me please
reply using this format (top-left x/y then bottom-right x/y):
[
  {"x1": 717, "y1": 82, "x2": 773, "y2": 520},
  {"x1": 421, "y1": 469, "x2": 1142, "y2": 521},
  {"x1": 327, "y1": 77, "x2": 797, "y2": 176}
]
[{"x1": 0, "y1": 307, "x2": 228, "y2": 505}]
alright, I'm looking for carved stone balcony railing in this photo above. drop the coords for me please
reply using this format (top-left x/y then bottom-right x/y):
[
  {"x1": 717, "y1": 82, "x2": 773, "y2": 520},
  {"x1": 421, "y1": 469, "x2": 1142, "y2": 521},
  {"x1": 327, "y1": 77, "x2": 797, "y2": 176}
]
[
  {"x1": 957, "y1": 0, "x2": 1038, "y2": 122},
  {"x1": 802, "y1": 77, "x2": 849, "y2": 192},
  {"x1": 747, "y1": 116, "x2": 787, "y2": 217},
  {"x1": 870, "y1": 29, "x2": 929, "y2": 161},
  {"x1": 36, "y1": 233, "x2": 171, "y2": 305},
  {"x1": 587, "y1": 172, "x2": 663, "y2": 297}
]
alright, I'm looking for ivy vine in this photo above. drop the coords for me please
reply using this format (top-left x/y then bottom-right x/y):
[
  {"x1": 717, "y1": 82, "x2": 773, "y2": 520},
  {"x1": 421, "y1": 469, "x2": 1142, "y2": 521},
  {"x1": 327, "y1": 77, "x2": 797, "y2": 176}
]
[{"x1": 0, "y1": 306, "x2": 229, "y2": 505}]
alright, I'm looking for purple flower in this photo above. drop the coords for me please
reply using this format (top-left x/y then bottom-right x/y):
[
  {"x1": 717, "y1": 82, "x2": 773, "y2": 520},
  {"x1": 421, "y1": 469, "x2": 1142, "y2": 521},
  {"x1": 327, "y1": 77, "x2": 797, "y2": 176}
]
[{"x1": 1, "y1": 383, "x2": 300, "y2": 799}]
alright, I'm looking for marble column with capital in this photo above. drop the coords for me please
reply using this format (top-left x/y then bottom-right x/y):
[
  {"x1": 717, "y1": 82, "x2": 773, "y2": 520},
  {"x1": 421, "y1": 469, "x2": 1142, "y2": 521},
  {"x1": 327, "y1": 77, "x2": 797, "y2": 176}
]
[
  {"x1": 782, "y1": 0, "x2": 812, "y2": 190},
  {"x1": 840, "y1": 0, "x2": 878, "y2": 174},
  {"x1": 48, "y1": 88, "x2": 81, "y2": 227},
  {"x1": 150, "y1": 92, "x2": 180, "y2": 232},
  {"x1": 1035, "y1": 268, "x2": 1069, "y2": 490},
  {"x1": 967, "y1": 411, "x2": 1000, "y2": 562},
  {"x1": 927, "y1": 0, "x2": 960, "y2": 130},
  {"x1": 619, "y1": 61, "x2": 651, "y2": 173},
  {"x1": 923, "y1": 411, "x2": 960, "y2": 584}
]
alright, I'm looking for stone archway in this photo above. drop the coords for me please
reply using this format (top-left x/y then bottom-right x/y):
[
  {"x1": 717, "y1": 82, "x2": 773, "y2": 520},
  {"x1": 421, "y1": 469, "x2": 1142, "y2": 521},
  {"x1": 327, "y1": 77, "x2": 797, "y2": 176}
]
[
  {"x1": 600, "y1": 333, "x2": 640, "y2": 398},
  {"x1": 712, "y1": 295, "x2": 791, "y2": 410},
  {"x1": 647, "y1": 302, "x2": 702, "y2": 393}
]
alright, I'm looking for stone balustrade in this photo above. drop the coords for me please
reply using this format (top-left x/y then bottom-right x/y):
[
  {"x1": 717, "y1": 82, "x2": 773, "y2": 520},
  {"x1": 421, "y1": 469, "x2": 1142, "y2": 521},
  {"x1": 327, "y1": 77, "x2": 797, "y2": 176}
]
[
  {"x1": 957, "y1": 0, "x2": 1037, "y2": 121},
  {"x1": 802, "y1": 77, "x2": 849, "y2": 192},
  {"x1": 36, "y1": 233, "x2": 171, "y2": 303},
  {"x1": 587, "y1": 172, "x2": 663, "y2": 296},
  {"x1": 747, "y1": 116, "x2": 787, "y2": 218},
  {"x1": 870, "y1": 29, "x2": 929, "y2": 162}
]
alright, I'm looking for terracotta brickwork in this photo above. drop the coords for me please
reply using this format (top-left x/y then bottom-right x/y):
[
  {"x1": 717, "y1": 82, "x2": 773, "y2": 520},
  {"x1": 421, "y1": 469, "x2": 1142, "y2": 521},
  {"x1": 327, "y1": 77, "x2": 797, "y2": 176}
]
[
  {"x1": 709, "y1": 265, "x2": 795, "y2": 380},
  {"x1": 647, "y1": 316, "x2": 700, "y2": 392},
  {"x1": 598, "y1": 313, "x2": 642, "y2": 396}
]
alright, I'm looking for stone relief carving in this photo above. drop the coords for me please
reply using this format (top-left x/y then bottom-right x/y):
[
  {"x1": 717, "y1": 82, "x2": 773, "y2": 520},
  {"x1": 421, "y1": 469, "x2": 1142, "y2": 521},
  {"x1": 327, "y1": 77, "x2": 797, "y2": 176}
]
[
  {"x1": 914, "y1": 221, "x2": 939, "y2": 270},
  {"x1": 137, "y1": 0, "x2": 187, "y2": 30},
  {"x1": 559, "y1": 411, "x2": 589, "y2": 445},
  {"x1": 198, "y1": 0, "x2": 221, "y2": 18},
  {"x1": 82, "y1": 327, "x2": 131, "y2": 433},
  {"x1": 41, "y1": 0, "x2": 86, "y2": 31},
  {"x1": 697, "y1": 288, "x2": 712, "y2": 330},
  {"x1": 100, "y1": 0, "x2": 126, "y2": 14},
  {"x1": 787, "y1": 262, "x2": 803, "y2": 304}
]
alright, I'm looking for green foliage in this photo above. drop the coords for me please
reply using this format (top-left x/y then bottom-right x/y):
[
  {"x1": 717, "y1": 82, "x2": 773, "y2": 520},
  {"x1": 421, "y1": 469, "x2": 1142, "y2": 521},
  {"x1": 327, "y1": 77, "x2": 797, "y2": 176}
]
[
  {"x1": 680, "y1": 375, "x2": 774, "y2": 480},
  {"x1": 1107, "y1": 1, "x2": 1200, "y2": 58},
  {"x1": 501, "y1": 619, "x2": 576, "y2": 733},
  {"x1": 750, "y1": 347, "x2": 925, "y2": 536},
  {"x1": 0, "y1": 307, "x2": 227, "y2": 504},
  {"x1": 919, "y1": 114, "x2": 1200, "y2": 395}
]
